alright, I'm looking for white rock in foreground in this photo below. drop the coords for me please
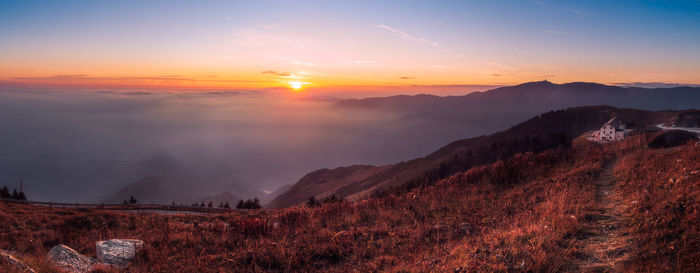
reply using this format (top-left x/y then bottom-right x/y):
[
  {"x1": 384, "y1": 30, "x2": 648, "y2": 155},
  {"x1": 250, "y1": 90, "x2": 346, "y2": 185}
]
[
  {"x1": 95, "y1": 239, "x2": 143, "y2": 267},
  {"x1": 47, "y1": 245, "x2": 95, "y2": 273},
  {"x1": 0, "y1": 249, "x2": 37, "y2": 273}
]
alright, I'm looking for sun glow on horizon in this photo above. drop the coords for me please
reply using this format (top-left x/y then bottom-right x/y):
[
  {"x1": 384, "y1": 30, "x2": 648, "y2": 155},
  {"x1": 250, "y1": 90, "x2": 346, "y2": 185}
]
[{"x1": 288, "y1": 81, "x2": 308, "y2": 91}]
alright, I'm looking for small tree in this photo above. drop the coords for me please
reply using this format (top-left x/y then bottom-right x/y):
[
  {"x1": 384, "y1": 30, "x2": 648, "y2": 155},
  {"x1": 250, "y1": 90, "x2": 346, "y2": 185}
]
[
  {"x1": 128, "y1": 196, "x2": 137, "y2": 204},
  {"x1": 322, "y1": 194, "x2": 342, "y2": 204},
  {"x1": 17, "y1": 191, "x2": 26, "y2": 201},
  {"x1": 0, "y1": 186, "x2": 10, "y2": 199},
  {"x1": 200, "y1": 202, "x2": 205, "y2": 207},
  {"x1": 236, "y1": 198, "x2": 262, "y2": 209},
  {"x1": 207, "y1": 201, "x2": 213, "y2": 208},
  {"x1": 224, "y1": 202, "x2": 230, "y2": 209},
  {"x1": 11, "y1": 189, "x2": 18, "y2": 199},
  {"x1": 306, "y1": 196, "x2": 317, "y2": 208}
]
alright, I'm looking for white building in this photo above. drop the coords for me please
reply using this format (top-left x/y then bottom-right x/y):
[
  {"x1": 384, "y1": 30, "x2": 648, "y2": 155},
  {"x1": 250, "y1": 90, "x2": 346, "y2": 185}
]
[{"x1": 586, "y1": 117, "x2": 629, "y2": 143}]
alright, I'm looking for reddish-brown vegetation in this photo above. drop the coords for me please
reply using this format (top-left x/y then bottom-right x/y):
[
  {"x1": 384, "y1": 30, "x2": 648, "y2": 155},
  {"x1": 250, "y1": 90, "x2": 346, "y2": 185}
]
[
  {"x1": 270, "y1": 105, "x2": 675, "y2": 208},
  {"x1": 1, "y1": 135, "x2": 698, "y2": 272},
  {"x1": 615, "y1": 141, "x2": 700, "y2": 272}
]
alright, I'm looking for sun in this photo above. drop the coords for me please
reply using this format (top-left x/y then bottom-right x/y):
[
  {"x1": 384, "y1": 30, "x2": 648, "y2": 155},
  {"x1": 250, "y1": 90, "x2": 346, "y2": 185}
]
[{"x1": 288, "y1": 81, "x2": 305, "y2": 91}]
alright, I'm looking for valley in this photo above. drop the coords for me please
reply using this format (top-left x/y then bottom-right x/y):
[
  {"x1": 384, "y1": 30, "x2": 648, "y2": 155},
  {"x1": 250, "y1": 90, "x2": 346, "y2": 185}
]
[{"x1": 2, "y1": 107, "x2": 698, "y2": 273}]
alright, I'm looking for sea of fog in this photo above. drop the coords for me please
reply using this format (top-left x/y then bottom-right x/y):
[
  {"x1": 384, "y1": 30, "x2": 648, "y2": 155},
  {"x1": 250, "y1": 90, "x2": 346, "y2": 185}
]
[{"x1": 0, "y1": 87, "x2": 496, "y2": 203}]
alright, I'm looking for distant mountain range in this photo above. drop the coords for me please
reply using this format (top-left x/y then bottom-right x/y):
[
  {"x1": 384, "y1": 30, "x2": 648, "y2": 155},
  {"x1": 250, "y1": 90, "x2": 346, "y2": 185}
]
[
  {"x1": 334, "y1": 81, "x2": 699, "y2": 130},
  {"x1": 267, "y1": 81, "x2": 699, "y2": 208}
]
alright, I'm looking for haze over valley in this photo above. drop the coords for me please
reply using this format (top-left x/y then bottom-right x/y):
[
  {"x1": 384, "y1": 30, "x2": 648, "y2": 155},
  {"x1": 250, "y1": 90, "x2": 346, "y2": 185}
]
[
  {"x1": 1, "y1": 81, "x2": 698, "y2": 205},
  {"x1": 0, "y1": 86, "x2": 513, "y2": 203}
]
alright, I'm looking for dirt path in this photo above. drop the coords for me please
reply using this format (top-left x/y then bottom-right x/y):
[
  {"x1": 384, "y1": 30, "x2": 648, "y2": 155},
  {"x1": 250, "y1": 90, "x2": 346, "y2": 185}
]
[{"x1": 571, "y1": 158, "x2": 632, "y2": 272}]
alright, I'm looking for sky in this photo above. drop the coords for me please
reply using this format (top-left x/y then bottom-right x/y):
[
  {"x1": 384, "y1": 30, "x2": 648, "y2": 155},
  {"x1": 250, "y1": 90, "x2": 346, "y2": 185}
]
[{"x1": 1, "y1": 0, "x2": 700, "y2": 92}]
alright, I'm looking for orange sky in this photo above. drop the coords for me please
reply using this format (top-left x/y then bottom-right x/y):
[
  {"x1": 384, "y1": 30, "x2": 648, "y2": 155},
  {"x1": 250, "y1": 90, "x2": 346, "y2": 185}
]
[{"x1": 2, "y1": 1, "x2": 699, "y2": 93}]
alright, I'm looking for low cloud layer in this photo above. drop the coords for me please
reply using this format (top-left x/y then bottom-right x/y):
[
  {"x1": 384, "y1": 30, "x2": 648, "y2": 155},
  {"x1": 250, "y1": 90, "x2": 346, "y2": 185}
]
[{"x1": 0, "y1": 88, "x2": 487, "y2": 203}]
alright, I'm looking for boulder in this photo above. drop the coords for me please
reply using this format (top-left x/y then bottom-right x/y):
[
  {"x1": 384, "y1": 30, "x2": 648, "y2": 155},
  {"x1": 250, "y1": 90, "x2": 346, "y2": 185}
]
[
  {"x1": 95, "y1": 239, "x2": 143, "y2": 267},
  {"x1": 0, "y1": 249, "x2": 37, "y2": 273},
  {"x1": 47, "y1": 245, "x2": 95, "y2": 273}
]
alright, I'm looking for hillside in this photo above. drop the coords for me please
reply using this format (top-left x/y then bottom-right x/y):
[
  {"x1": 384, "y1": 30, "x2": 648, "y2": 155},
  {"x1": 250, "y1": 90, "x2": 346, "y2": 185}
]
[
  {"x1": 267, "y1": 165, "x2": 388, "y2": 208},
  {"x1": 665, "y1": 110, "x2": 700, "y2": 127},
  {"x1": 2, "y1": 132, "x2": 697, "y2": 272},
  {"x1": 331, "y1": 81, "x2": 699, "y2": 150},
  {"x1": 267, "y1": 105, "x2": 676, "y2": 208}
]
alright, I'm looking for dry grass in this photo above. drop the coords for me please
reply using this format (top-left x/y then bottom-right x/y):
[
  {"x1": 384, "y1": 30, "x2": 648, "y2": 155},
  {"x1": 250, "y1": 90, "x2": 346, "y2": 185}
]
[
  {"x1": 1, "y1": 137, "x2": 697, "y2": 272},
  {"x1": 614, "y1": 142, "x2": 700, "y2": 272}
]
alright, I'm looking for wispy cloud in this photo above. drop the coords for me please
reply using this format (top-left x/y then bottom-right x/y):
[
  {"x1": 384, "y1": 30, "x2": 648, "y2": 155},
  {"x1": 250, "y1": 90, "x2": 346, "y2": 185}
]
[
  {"x1": 613, "y1": 82, "x2": 700, "y2": 88},
  {"x1": 569, "y1": 9, "x2": 582, "y2": 15},
  {"x1": 235, "y1": 30, "x2": 310, "y2": 49},
  {"x1": 11, "y1": 75, "x2": 267, "y2": 84},
  {"x1": 398, "y1": 76, "x2": 415, "y2": 80},
  {"x1": 261, "y1": 70, "x2": 291, "y2": 77},
  {"x1": 373, "y1": 24, "x2": 439, "y2": 47},
  {"x1": 339, "y1": 60, "x2": 377, "y2": 65},
  {"x1": 272, "y1": 57, "x2": 315, "y2": 66},
  {"x1": 53, "y1": 74, "x2": 89, "y2": 78}
]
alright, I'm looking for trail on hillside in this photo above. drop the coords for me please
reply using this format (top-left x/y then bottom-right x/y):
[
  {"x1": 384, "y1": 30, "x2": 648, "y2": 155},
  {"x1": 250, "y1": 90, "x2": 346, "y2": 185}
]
[{"x1": 571, "y1": 158, "x2": 632, "y2": 272}]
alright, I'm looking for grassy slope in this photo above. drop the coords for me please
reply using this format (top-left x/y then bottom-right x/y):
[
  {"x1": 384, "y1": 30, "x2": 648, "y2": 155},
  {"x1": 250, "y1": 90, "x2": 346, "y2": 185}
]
[
  {"x1": 269, "y1": 106, "x2": 675, "y2": 209},
  {"x1": 615, "y1": 140, "x2": 700, "y2": 272},
  {"x1": 1, "y1": 137, "x2": 698, "y2": 272}
]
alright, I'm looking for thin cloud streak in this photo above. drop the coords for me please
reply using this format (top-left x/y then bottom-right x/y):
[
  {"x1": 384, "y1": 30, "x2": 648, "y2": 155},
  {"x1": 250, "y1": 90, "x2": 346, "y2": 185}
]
[
  {"x1": 11, "y1": 75, "x2": 268, "y2": 84},
  {"x1": 373, "y1": 25, "x2": 439, "y2": 47},
  {"x1": 261, "y1": 71, "x2": 291, "y2": 77},
  {"x1": 613, "y1": 82, "x2": 700, "y2": 88}
]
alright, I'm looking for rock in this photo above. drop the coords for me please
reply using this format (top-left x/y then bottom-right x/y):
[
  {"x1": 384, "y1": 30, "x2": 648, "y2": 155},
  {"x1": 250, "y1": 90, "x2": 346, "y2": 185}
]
[
  {"x1": 95, "y1": 239, "x2": 143, "y2": 267},
  {"x1": 47, "y1": 245, "x2": 96, "y2": 273},
  {"x1": 0, "y1": 249, "x2": 37, "y2": 273}
]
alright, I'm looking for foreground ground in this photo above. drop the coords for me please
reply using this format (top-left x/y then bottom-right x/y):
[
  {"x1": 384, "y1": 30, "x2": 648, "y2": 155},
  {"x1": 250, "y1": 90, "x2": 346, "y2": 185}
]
[{"x1": 1, "y1": 136, "x2": 698, "y2": 272}]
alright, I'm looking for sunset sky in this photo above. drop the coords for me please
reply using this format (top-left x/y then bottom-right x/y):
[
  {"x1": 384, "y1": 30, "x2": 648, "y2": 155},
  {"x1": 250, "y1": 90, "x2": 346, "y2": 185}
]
[{"x1": 1, "y1": 0, "x2": 699, "y2": 91}]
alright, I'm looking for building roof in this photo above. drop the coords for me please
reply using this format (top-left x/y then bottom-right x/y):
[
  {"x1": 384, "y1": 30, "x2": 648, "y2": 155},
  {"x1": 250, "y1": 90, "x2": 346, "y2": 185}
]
[{"x1": 604, "y1": 117, "x2": 623, "y2": 128}]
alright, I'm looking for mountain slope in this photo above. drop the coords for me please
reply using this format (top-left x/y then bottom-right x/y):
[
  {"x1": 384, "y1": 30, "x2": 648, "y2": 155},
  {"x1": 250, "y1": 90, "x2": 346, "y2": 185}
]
[
  {"x1": 267, "y1": 105, "x2": 676, "y2": 208},
  {"x1": 266, "y1": 165, "x2": 388, "y2": 208},
  {"x1": 267, "y1": 81, "x2": 700, "y2": 208},
  {"x1": 5, "y1": 132, "x2": 697, "y2": 272}
]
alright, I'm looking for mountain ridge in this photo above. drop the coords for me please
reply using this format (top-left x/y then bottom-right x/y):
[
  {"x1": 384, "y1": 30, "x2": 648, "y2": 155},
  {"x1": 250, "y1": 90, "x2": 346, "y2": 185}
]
[
  {"x1": 267, "y1": 81, "x2": 700, "y2": 208},
  {"x1": 335, "y1": 81, "x2": 700, "y2": 111},
  {"x1": 267, "y1": 104, "x2": 681, "y2": 208}
]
